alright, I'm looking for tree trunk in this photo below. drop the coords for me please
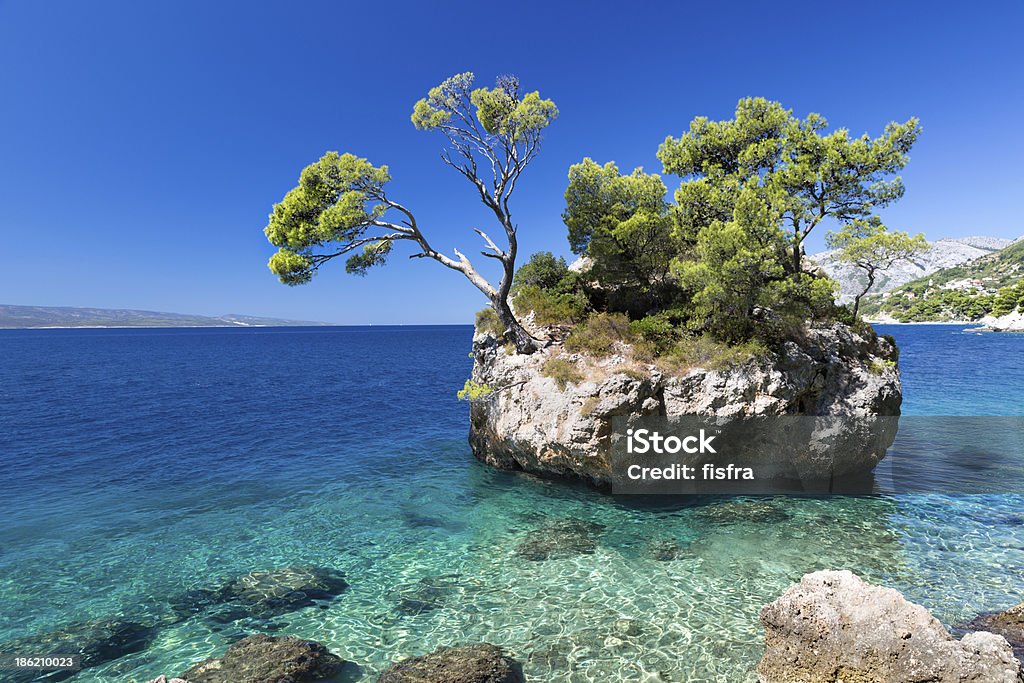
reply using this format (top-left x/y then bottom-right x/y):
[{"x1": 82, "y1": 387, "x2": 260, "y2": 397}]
[
  {"x1": 853, "y1": 271, "x2": 875, "y2": 319},
  {"x1": 493, "y1": 296, "x2": 538, "y2": 354}
]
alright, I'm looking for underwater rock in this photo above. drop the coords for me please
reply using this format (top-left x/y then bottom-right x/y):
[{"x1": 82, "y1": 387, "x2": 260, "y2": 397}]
[
  {"x1": 514, "y1": 518, "x2": 605, "y2": 561},
  {"x1": 377, "y1": 643, "x2": 523, "y2": 683},
  {"x1": 179, "y1": 634, "x2": 345, "y2": 683},
  {"x1": 648, "y1": 539, "x2": 684, "y2": 561},
  {"x1": 393, "y1": 575, "x2": 461, "y2": 616},
  {"x1": 171, "y1": 566, "x2": 350, "y2": 623},
  {"x1": 469, "y1": 322, "x2": 901, "y2": 487},
  {"x1": 147, "y1": 677, "x2": 187, "y2": 683},
  {"x1": 0, "y1": 617, "x2": 157, "y2": 681},
  {"x1": 965, "y1": 601, "x2": 1024, "y2": 662},
  {"x1": 759, "y1": 570, "x2": 1023, "y2": 683},
  {"x1": 223, "y1": 566, "x2": 349, "y2": 617},
  {"x1": 694, "y1": 500, "x2": 792, "y2": 525}
]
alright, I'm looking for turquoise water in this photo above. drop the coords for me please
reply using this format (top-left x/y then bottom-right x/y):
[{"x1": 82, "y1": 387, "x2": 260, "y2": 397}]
[{"x1": 0, "y1": 324, "x2": 1022, "y2": 682}]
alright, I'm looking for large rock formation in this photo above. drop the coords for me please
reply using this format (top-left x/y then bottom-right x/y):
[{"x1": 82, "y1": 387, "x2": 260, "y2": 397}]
[
  {"x1": 758, "y1": 570, "x2": 1023, "y2": 683},
  {"x1": 469, "y1": 322, "x2": 901, "y2": 488}
]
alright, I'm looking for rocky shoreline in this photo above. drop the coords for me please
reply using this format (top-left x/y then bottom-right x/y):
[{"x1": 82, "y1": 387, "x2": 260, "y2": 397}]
[
  {"x1": 4, "y1": 554, "x2": 1022, "y2": 682},
  {"x1": 137, "y1": 570, "x2": 1024, "y2": 683},
  {"x1": 759, "y1": 571, "x2": 1024, "y2": 683}
]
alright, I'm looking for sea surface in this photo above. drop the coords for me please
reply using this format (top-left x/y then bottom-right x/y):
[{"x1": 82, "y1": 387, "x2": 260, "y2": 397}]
[{"x1": 0, "y1": 324, "x2": 1022, "y2": 682}]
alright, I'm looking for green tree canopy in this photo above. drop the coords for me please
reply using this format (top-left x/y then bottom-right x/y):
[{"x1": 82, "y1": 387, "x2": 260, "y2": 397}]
[
  {"x1": 826, "y1": 219, "x2": 929, "y2": 317},
  {"x1": 658, "y1": 97, "x2": 920, "y2": 274},
  {"x1": 264, "y1": 72, "x2": 557, "y2": 353},
  {"x1": 562, "y1": 159, "x2": 676, "y2": 312}
]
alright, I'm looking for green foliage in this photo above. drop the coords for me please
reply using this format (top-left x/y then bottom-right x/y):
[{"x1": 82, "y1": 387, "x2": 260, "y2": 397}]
[
  {"x1": 264, "y1": 151, "x2": 393, "y2": 284},
  {"x1": 474, "y1": 307, "x2": 505, "y2": 337},
  {"x1": 541, "y1": 357, "x2": 585, "y2": 389},
  {"x1": 826, "y1": 219, "x2": 929, "y2": 315},
  {"x1": 672, "y1": 185, "x2": 790, "y2": 342},
  {"x1": 563, "y1": 159, "x2": 677, "y2": 308},
  {"x1": 992, "y1": 282, "x2": 1024, "y2": 317},
  {"x1": 564, "y1": 312, "x2": 634, "y2": 357},
  {"x1": 658, "y1": 97, "x2": 920, "y2": 274},
  {"x1": 412, "y1": 72, "x2": 558, "y2": 142},
  {"x1": 869, "y1": 359, "x2": 896, "y2": 376},
  {"x1": 510, "y1": 252, "x2": 589, "y2": 325},
  {"x1": 457, "y1": 379, "x2": 493, "y2": 401},
  {"x1": 512, "y1": 284, "x2": 586, "y2": 325},
  {"x1": 628, "y1": 309, "x2": 690, "y2": 356},
  {"x1": 512, "y1": 252, "x2": 570, "y2": 292}
]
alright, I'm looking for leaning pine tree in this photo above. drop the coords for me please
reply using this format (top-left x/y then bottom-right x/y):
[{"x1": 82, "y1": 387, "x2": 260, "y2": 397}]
[{"x1": 262, "y1": 73, "x2": 558, "y2": 354}]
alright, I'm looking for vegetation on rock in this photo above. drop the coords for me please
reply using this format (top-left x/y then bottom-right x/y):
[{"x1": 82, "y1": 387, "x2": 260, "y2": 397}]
[{"x1": 511, "y1": 98, "x2": 919, "y2": 364}]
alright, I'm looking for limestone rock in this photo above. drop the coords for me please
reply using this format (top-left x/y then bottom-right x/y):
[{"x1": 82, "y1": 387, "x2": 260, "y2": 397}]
[
  {"x1": 966, "y1": 601, "x2": 1024, "y2": 661},
  {"x1": 377, "y1": 643, "x2": 523, "y2": 683},
  {"x1": 180, "y1": 634, "x2": 345, "y2": 683},
  {"x1": 758, "y1": 570, "x2": 1023, "y2": 683},
  {"x1": 469, "y1": 323, "x2": 901, "y2": 487}
]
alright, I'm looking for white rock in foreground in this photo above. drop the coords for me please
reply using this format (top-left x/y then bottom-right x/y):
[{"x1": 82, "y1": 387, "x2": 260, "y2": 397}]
[{"x1": 759, "y1": 570, "x2": 1023, "y2": 683}]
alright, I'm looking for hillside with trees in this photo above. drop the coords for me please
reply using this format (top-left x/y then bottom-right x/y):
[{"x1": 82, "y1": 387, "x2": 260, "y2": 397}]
[{"x1": 860, "y1": 239, "x2": 1024, "y2": 322}]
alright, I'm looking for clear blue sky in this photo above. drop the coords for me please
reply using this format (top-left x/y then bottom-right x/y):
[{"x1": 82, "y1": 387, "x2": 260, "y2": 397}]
[{"x1": 1, "y1": 1, "x2": 1021, "y2": 324}]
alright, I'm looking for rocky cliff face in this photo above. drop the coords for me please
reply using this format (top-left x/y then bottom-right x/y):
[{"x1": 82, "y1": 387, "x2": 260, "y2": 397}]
[
  {"x1": 468, "y1": 323, "x2": 902, "y2": 487},
  {"x1": 759, "y1": 571, "x2": 1023, "y2": 683}
]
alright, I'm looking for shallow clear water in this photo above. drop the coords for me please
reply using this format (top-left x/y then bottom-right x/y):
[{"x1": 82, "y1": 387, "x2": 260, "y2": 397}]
[{"x1": 0, "y1": 324, "x2": 1022, "y2": 682}]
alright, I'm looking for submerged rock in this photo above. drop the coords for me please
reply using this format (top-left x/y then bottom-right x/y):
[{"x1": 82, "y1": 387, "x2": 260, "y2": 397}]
[
  {"x1": 179, "y1": 634, "x2": 346, "y2": 683},
  {"x1": 0, "y1": 617, "x2": 156, "y2": 681},
  {"x1": 758, "y1": 570, "x2": 1023, "y2": 683},
  {"x1": 172, "y1": 566, "x2": 350, "y2": 623},
  {"x1": 469, "y1": 323, "x2": 901, "y2": 487},
  {"x1": 393, "y1": 575, "x2": 462, "y2": 616},
  {"x1": 377, "y1": 643, "x2": 523, "y2": 683},
  {"x1": 648, "y1": 538, "x2": 685, "y2": 561},
  {"x1": 514, "y1": 518, "x2": 605, "y2": 561},
  {"x1": 224, "y1": 566, "x2": 349, "y2": 616},
  {"x1": 694, "y1": 499, "x2": 792, "y2": 525},
  {"x1": 966, "y1": 601, "x2": 1024, "y2": 661}
]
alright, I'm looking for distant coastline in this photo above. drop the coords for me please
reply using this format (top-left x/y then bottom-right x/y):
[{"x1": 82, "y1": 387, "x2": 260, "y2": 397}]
[{"x1": 0, "y1": 304, "x2": 333, "y2": 329}]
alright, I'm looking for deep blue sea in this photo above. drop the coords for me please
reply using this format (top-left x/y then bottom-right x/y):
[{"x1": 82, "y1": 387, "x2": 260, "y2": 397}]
[{"x1": 0, "y1": 324, "x2": 1022, "y2": 682}]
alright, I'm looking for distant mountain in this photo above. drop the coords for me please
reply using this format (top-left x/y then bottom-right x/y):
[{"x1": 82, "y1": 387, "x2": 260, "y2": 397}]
[
  {"x1": 860, "y1": 238, "x2": 1024, "y2": 322},
  {"x1": 0, "y1": 305, "x2": 332, "y2": 328},
  {"x1": 810, "y1": 236, "x2": 1015, "y2": 303}
]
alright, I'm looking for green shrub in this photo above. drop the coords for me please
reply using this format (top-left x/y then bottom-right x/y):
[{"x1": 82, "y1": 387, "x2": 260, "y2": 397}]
[
  {"x1": 513, "y1": 284, "x2": 586, "y2": 325},
  {"x1": 457, "y1": 379, "x2": 493, "y2": 401},
  {"x1": 541, "y1": 357, "x2": 585, "y2": 389},
  {"x1": 868, "y1": 358, "x2": 896, "y2": 376},
  {"x1": 658, "y1": 335, "x2": 766, "y2": 373},
  {"x1": 565, "y1": 312, "x2": 633, "y2": 356},
  {"x1": 629, "y1": 312, "x2": 682, "y2": 354},
  {"x1": 512, "y1": 252, "x2": 570, "y2": 292},
  {"x1": 474, "y1": 307, "x2": 504, "y2": 337}
]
